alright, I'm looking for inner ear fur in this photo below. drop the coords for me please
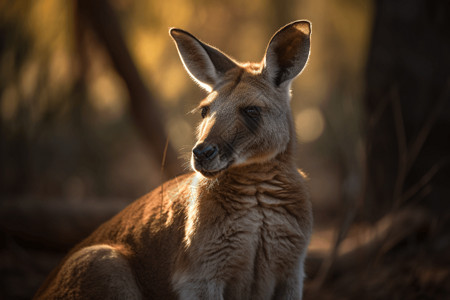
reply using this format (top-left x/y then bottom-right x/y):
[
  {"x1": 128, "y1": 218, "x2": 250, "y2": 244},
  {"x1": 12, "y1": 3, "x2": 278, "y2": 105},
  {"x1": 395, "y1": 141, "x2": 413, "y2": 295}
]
[
  {"x1": 170, "y1": 28, "x2": 237, "y2": 91},
  {"x1": 263, "y1": 20, "x2": 311, "y2": 86}
]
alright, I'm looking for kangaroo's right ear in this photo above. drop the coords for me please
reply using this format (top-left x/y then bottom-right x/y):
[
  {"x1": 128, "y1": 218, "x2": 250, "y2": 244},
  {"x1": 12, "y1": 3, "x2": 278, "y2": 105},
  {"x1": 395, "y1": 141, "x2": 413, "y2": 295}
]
[{"x1": 170, "y1": 28, "x2": 238, "y2": 92}]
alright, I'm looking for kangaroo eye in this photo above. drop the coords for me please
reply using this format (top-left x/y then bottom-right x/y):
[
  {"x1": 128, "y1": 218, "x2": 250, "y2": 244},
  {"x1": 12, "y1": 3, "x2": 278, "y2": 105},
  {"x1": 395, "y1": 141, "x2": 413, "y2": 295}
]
[
  {"x1": 201, "y1": 106, "x2": 209, "y2": 118},
  {"x1": 243, "y1": 106, "x2": 261, "y2": 119}
]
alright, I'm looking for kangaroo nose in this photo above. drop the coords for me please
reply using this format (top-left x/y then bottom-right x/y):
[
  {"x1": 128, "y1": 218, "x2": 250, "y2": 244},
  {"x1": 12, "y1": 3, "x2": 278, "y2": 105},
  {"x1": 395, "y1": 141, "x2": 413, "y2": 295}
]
[{"x1": 193, "y1": 143, "x2": 218, "y2": 161}]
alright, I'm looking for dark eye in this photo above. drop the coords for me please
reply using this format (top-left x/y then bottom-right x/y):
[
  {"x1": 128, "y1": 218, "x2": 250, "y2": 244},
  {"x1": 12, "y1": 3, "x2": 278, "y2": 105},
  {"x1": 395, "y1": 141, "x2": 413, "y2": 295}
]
[
  {"x1": 201, "y1": 106, "x2": 209, "y2": 118},
  {"x1": 242, "y1": 106, "x2": 261, "y2": 119}
]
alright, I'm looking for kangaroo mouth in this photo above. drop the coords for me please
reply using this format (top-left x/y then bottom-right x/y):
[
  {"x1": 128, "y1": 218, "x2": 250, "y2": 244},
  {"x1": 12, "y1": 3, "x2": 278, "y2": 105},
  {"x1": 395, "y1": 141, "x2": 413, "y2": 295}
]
[
  {"x1": 199, "y1": 169, "x2": 224, "y2": 177},
  {"x1": 192, "y1": 158, "x2": 234, "y2": 178}
]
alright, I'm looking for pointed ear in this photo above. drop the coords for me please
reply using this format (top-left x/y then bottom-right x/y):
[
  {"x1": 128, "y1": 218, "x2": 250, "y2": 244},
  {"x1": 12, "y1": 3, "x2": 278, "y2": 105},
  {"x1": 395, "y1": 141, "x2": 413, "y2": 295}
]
[
  {"x1": 170, "y1": 28, "x2": 238, "y2": 92},
  {"x1": 263, "y1": 20, "x2": 311, "y2": 87}
]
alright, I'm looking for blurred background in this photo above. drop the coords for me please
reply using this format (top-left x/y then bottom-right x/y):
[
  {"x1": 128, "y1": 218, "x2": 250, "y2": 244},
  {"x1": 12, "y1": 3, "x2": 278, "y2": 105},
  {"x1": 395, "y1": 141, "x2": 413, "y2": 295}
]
[{"x1": 0, "y1": 0, "x2": 448, "y2": 299}]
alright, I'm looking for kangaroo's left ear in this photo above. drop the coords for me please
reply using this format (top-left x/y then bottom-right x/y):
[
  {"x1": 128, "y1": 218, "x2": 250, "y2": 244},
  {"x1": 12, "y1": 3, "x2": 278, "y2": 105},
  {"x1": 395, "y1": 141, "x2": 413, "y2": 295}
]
[{"x1": 263, "y1": 20, "x2": 311, "y2": 87}]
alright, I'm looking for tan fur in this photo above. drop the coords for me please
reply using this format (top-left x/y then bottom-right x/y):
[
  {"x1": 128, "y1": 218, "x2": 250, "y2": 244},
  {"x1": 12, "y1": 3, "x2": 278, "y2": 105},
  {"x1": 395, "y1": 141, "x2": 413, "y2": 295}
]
[{"x1": 35, "y1": 20, "x2": 313, "y2": 300}]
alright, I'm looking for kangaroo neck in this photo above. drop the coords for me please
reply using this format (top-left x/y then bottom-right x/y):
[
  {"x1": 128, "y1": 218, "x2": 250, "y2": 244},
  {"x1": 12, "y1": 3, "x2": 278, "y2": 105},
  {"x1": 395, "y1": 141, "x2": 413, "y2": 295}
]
[{"x1": 199, "y1": 150, "x2": 296, "y2": 190}]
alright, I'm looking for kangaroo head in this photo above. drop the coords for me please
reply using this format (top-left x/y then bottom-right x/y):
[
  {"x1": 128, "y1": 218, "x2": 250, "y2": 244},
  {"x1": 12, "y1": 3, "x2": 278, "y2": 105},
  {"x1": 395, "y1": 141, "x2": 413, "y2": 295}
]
[{"x1": 170, "y1": 21, "x2": 311, "y2": 177}]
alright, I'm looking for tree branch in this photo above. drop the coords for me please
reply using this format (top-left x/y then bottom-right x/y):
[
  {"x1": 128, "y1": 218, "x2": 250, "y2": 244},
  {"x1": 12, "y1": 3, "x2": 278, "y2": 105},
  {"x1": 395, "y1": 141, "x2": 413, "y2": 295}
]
[{"x1": 76, "y1": 0, "x2": 184, "y2": 180}]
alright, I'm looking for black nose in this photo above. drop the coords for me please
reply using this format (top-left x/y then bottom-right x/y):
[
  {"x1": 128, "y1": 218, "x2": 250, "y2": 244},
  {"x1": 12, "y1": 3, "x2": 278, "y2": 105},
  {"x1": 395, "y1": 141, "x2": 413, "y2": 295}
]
[{"x1": 193, "y1": 143, "x2": 218, "y2": 161}]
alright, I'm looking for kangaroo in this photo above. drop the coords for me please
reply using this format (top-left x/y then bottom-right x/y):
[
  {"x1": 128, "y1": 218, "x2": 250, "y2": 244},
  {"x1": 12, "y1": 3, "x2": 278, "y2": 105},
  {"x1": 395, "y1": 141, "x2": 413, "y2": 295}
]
[{"x1": 34, "y1": 20, "x2": 313, "y2": 300}]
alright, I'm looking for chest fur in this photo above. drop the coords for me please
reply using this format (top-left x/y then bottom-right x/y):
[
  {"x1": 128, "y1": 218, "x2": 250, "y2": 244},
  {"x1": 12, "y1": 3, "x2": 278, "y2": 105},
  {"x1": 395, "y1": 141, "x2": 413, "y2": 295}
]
[{"x1": 177, "y1": 191, "x2": 307, "y2": 284}]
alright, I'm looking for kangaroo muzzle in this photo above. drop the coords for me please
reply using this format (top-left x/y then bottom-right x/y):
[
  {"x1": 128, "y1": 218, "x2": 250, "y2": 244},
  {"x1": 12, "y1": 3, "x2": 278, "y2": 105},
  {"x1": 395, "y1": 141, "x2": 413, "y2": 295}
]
[
  {"x1": 192, "y1": 141, "x2": 229, "y2": 177},
  {"x1": 193, "y1": 143, "x2": 219, "y2": 162}
]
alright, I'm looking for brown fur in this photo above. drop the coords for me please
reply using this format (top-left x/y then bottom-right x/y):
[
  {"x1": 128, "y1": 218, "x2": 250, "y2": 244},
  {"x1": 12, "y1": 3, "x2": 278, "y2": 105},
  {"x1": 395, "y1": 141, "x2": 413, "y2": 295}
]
[{"x1": 35, "y1": 20, "x2": 313, "y2": 300}]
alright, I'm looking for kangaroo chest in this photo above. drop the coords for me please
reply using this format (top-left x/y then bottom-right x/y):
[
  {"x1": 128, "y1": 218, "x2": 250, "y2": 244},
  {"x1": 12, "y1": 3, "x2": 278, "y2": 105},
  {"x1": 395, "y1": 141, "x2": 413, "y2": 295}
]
[
  {"x1": 174, "y1": 186, "x2": 306, "y2": 298},
  {"x1": 209, "y1": 193, "x2": 305, "y2": 270}
]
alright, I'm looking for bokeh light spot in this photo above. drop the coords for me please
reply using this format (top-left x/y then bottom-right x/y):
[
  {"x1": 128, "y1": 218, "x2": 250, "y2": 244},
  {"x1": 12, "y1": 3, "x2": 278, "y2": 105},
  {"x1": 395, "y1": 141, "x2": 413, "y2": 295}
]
[{"x1": 295, "y1": 107, "x2": 325, "y2": 143}]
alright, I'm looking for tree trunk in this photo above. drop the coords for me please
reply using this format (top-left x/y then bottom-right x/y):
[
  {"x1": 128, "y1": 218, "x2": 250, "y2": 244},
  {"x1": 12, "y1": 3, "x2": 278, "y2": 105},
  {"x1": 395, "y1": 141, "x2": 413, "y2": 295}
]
[{"x1": 364, "y1": 0, "x2": 450, "y2": 221}]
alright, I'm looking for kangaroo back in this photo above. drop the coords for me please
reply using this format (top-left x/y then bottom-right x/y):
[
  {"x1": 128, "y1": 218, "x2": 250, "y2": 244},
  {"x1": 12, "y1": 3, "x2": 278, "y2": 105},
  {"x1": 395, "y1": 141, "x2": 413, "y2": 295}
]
[{"x1": 35, "y1": 21, "x2": 313, "y2": 300}]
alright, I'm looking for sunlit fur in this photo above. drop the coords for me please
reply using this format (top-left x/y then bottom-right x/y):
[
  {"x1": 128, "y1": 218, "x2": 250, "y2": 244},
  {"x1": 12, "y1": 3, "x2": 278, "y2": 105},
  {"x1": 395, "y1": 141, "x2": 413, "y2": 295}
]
[{"x1": 34, "y1": 20, "x2": 313, "y2": 300}]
